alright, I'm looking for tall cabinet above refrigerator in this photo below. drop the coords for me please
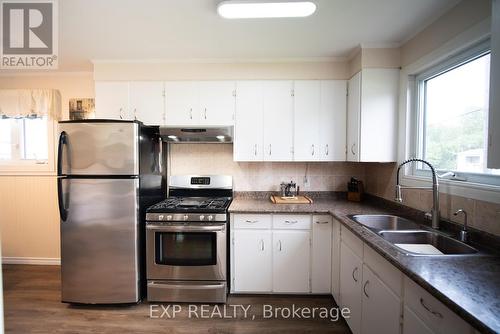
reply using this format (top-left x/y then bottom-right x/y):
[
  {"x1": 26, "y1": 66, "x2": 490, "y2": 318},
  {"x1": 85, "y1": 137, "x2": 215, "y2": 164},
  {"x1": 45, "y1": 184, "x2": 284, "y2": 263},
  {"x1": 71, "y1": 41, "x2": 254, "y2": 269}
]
[{"x1": 57, "y1": 120, "x2": 165, "y2": 304}]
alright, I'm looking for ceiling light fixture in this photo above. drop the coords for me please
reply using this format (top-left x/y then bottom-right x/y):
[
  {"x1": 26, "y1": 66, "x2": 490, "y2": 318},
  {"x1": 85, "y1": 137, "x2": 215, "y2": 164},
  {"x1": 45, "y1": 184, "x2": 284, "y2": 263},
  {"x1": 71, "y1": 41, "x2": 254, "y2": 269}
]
[{"x1": 217, "y1": 1, "x2": 317, "y2": 19}]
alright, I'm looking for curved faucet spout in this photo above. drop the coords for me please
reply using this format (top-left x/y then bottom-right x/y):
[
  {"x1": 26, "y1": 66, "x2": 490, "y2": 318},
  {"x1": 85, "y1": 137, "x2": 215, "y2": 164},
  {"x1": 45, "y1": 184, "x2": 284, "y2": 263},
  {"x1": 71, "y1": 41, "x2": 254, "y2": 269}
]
[{"x1": 395, "y1": 158, "x2": 440, "y2": 229}]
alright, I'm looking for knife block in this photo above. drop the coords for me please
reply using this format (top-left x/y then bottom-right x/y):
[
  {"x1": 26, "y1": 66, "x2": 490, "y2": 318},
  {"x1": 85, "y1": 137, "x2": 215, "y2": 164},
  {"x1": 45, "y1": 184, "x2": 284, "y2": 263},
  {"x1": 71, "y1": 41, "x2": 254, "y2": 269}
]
[{"x1": 347, "y1": 181, "x2": 364, "y2": 202}]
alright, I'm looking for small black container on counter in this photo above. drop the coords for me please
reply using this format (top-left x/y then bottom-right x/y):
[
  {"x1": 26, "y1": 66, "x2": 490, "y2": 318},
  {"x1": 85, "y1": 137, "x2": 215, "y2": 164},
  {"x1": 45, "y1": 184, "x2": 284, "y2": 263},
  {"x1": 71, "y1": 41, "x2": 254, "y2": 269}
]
[{"x1": 347, "y1": 177, "x2": 364, "y2": 202}]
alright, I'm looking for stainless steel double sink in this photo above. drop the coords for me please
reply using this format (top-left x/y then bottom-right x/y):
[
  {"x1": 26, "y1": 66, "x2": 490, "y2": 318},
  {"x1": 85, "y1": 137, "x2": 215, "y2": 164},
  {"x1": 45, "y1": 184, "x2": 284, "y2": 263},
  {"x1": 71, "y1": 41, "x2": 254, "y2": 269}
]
[{"x1": 347, "y1": 215, "x2": 478, "y2": 256}]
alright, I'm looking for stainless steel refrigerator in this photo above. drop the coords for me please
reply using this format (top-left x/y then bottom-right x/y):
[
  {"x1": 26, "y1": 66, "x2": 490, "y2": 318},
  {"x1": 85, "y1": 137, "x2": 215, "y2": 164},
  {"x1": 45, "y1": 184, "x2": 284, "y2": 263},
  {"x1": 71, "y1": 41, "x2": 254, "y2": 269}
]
[{"x1": 57, "y1": 120, "x2": 165, "y2": 304}]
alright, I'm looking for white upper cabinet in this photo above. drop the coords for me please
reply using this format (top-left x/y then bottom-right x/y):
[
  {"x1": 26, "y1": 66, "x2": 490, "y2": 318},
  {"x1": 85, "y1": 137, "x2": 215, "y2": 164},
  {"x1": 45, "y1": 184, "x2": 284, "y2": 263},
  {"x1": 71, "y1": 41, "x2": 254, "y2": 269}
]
[
  {"x1": 164, "y1": 81, "x2": 199, "y2": 126},
  {"x1": 198, "y1": 81, "x2": 235, "y2": 126},
  {"x1": 165, "y1": 81, "x2": 235, "y2": 126},
  {"x1": 320, "y1": 80, "x2": 347, "y2": 161},
  {"x1": 95, "y1": 82, "x2": 131, "y2": 120},
  {"x1": 234, "y1": 81, "x2": 264, "y2": 161},
  {"x1": 263, "y1": 81, "x2": 294, "y2": 161},
  {"x1": 294, "y1": 81, "x2": 321, "y2": 161},
  {"x1": 234, "y1": 80, "x2": 346, "y2": 162},
  {"x1": 347, "y1": 69, "x2": 399, "y2": 162},
  {"x1": 129, "y1": 81, "x2": 165, "y2": 125}
]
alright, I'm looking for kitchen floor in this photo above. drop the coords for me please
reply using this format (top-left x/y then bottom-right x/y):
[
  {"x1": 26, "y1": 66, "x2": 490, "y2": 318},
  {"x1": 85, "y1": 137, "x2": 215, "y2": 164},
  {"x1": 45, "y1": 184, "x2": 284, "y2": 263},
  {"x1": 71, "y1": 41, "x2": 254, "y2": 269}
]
[{"x1": 2, "y1": 265, "x2": 350, "y2": 334}]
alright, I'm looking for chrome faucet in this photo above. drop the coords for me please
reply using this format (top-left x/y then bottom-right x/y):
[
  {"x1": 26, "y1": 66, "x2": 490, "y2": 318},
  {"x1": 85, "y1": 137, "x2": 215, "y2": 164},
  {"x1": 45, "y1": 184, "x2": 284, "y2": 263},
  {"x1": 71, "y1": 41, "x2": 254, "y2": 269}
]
[
  {"x1": 395, "y1": 158, "x2": 441, "y2": 229},
  {"x1": 454, "y1": 209, "x2": 469, "y2": 243}
]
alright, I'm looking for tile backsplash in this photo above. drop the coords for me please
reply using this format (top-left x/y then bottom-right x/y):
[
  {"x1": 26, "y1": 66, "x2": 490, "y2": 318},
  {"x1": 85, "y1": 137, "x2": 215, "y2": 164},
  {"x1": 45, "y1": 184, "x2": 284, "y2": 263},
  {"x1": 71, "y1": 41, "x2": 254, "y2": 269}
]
[
  {"x1": 168, "y1": 144, "x2": 365, "y2": 192},
  {"x1": 364, "y1": 163, "x2": 500, "y2": 237},
  {"x1": 168, "y1": 144, "x2": 500, "y2": 237}
]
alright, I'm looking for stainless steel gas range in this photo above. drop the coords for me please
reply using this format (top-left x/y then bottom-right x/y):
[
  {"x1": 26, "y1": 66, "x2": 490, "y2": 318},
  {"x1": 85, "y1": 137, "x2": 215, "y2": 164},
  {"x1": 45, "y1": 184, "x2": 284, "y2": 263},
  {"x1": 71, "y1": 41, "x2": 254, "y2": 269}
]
[{"x1": 145, "y1": 175, "x2": 232, "y2": 303}]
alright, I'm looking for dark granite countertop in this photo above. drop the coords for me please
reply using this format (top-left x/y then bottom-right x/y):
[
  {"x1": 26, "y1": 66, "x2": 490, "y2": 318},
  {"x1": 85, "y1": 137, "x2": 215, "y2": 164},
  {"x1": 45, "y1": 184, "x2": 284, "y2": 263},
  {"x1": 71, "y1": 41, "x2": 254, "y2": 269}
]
[{"x1": 229, "y1": 193, "x2": 500, "y2": 334}]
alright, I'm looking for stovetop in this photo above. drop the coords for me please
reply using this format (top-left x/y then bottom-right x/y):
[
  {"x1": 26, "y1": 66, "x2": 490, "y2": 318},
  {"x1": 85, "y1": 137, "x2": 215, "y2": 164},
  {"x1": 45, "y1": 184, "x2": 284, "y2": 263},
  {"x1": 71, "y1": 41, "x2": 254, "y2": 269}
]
[{"x1": 147, "y1": 196, "x2": 232, "y2": 214}]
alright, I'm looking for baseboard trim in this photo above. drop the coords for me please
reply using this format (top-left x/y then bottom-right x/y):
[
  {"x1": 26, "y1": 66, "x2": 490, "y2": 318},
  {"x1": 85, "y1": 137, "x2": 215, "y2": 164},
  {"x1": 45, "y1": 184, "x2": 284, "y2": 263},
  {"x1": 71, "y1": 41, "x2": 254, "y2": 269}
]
[{"x1": 2, "y1": 257, "x2": 60, "y2": 265}]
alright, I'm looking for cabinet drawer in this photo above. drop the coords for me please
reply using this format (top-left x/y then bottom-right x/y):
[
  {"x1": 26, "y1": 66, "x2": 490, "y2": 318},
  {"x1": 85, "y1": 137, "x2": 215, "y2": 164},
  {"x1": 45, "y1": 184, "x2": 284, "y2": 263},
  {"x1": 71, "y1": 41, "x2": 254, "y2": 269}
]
[
  {"x1": 341, "y1": 225, "x2": 363, "y2": 258},
  {"x1": 404, "y1": 277, "x2": 472, "y2": 334},
  {"x1": 363, "y1": 244, "x2": 403, "y2": 297},
  {"x1": 273, "y1": 215, "x2": 311, "y2": 230},
  {"x1": 234, "y1": 214, "x2": 271, "y2": 229}
]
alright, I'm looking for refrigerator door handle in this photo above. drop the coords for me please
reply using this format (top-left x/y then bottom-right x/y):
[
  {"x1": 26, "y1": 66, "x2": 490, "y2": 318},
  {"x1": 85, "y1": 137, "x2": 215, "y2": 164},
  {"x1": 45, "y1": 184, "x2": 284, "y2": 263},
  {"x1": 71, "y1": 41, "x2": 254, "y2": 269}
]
[
  {"x1": 57, "y1": 131, "x2": 69, "y2": 221},
  {"x1": 57, "y1": 176, "x2": 68, "y2": 222},
  {"x1": 57, "y1": 131, "x2": 67, "y2": 176}
]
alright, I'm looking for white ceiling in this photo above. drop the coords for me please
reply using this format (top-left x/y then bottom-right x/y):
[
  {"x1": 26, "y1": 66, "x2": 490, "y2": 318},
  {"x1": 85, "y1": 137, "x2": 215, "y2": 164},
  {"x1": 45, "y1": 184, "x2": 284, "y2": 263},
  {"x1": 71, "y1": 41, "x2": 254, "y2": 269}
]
[{"x1": 56, "y1": 0, "x2": 461, "y2": 71}]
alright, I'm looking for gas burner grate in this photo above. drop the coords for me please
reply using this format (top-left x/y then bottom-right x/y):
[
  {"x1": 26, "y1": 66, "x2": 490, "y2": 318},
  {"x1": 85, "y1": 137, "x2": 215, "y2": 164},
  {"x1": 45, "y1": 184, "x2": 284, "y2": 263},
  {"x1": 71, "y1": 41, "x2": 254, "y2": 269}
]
[{"x1": 147, "y1": 196, "x2": 232, "y2": 213}]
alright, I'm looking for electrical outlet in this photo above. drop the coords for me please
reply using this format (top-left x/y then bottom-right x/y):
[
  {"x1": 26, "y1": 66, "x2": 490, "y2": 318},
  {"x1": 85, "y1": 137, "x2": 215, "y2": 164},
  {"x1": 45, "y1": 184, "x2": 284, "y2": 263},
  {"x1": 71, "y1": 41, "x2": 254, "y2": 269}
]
[{"x1": 303, "y1": 176, "x2": 310, "y2": 189}]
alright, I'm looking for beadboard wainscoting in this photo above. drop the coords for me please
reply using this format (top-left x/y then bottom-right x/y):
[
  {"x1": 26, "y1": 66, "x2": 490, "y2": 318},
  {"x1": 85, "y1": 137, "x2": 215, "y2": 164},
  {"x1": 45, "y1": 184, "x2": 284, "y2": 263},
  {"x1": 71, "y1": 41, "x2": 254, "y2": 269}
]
[{"x1": 0, "y1": 176, "x2": 60, "y2": 263}]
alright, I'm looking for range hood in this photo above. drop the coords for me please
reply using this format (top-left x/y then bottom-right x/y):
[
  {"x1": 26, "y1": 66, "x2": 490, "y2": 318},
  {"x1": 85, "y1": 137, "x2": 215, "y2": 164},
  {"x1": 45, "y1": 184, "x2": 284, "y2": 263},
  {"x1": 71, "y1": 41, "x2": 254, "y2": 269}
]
[{"x1": 160, "y1": 126, "x2": 233, "y2": 143}]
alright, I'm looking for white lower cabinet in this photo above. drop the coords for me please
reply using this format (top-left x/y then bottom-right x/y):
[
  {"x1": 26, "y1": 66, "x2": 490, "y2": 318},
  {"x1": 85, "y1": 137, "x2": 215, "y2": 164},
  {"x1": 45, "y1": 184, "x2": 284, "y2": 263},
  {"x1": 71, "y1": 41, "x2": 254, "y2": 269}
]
[
  {"x1": 340, "y1": 241, "x2": 363, "y2": 334},
  {"x1": 337, "y1": 224, "x2": 473, "y2": 334},
  {"x1": 403, "y1": 306, "x2": 434, "y2": 334},
  {"x1": 232, "y1": 212, "x2": 475, "y2": 334},
  {"x1": 331, "y1": 218, "x2": 341, "y2": 301},
  {"x1": 403, "y1": 277, "x2": 473, "y2": 334},
  {"x1": 233, "y1": 230, "x2": 272, "y2": 292},
  {"x1": 231, "y1": 213, "x2": 327, "y2": 294},
  {"x1": 361, "y1": 264, "x2": 401, "y2": 334},
  {"x1": 273, "y1": 230, "x2": 310, "y2": 293},
  {"x1": 312, "y1": 215, "x2": 332, "y2": 293}
]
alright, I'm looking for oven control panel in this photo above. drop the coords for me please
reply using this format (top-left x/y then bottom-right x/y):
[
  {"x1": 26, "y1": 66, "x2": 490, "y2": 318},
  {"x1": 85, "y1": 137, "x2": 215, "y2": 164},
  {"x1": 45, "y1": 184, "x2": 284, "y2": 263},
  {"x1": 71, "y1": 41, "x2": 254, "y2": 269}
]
[
  {"x1": 191, "y1": 177, "x2": 210, "y2": 185},
  {"x1": 146, "y1": 213, "x2": 227, "y2": 222}
]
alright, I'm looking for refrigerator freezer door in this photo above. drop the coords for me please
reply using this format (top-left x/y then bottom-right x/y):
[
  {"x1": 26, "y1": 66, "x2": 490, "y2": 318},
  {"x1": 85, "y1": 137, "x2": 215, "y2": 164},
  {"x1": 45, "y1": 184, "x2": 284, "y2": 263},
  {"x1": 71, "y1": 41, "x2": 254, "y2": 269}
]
[
  {"x1": 58, "y1": 121, "x2": 139, "y2": 176},
  {"x1": 61, "y1": 177, "x2": 139, "y2": 304}
]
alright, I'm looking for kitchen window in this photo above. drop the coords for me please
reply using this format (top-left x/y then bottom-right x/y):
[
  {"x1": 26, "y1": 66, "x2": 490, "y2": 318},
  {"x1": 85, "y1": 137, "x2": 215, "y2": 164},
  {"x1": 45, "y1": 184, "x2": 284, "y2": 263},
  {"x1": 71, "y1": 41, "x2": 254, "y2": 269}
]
[
  {"x1": 0, "y1": 89, "x2": 60, "y2": 172},
  {"x1": 0, "y1": 116, "x2": 49, "y2": 163},
  {"x1": 412, "y1": 41, "x2": 500, "y2": 186}
]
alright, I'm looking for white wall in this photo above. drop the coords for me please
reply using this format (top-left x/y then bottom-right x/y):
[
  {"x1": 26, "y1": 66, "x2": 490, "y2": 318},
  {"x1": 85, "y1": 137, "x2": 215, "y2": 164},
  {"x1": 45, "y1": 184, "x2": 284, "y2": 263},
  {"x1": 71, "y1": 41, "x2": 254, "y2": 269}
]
[{"x1": 0, "y1": 72, "x2": 94, "y2": 263}]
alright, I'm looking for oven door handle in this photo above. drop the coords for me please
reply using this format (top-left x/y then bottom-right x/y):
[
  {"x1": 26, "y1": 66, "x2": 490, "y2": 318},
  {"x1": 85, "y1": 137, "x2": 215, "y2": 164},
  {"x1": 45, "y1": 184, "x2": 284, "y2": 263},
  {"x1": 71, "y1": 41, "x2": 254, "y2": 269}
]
[
  {"x1": 148, "y1": 282, "x2": 226, "y2": 290},
  {"x1": 146, "y1": 224, "x2": 226, "y2": 232}
]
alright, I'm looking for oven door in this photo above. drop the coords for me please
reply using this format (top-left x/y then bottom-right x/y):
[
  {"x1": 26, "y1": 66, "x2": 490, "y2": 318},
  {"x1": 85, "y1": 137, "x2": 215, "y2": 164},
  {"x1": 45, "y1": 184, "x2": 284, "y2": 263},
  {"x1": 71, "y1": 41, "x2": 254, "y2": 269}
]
[{"x1": 146, "y1": 223, "x2": 226, "y2": 281}]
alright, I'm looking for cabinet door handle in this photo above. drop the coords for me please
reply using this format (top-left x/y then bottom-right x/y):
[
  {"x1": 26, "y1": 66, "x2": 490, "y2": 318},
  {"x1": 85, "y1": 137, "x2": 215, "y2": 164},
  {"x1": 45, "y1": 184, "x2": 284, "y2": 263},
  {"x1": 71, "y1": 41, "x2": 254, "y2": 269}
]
[
  {"x1": 420, "y1": 298, "x2": 443, "y2": 319},
  {"x1": 311, "y1": 144, "x2": 315, "y2": 156},
  {"x1": 133, "y1": 108, "x2": 137, "y2": 120},
  {"x1": 259, "y1": 239, "x2": 264, "y2": 251},
  {"x1": 315, "y1": 221, "x2": 329, "y2": 224},
  {"x1": 119, "y1": 107, "x2": 123, "y2": 120},
  {"x1": 204, "y1": 107, "x2": 207, "y2": 119},
  {"x1": 351, "y1": 143, "x2": 356, "y2": 155},
  {"x1": 278, "y1": 240, "x2": 282, "y2": 251},
  {"x1": 254, "y1": 144, "x2": 257, "y2": 156},
  {"x1": 284, "y1": 220, "x2": 298, "y2": 224},
  {"x1": 325, "y1": 144, "x2": 329, "y2": 156},
  {"x1": 352, "y1": 267, "x2": 359, "y2": 282},
  {"x1": 268, "y1": 144, "x2": 272, "y2": 156},
  {"x1": 363, "y1": 280, "x2": 369, "y2": 298},
  {"x1": 189, "y1": 108, "x2": 193, "y2": 120},
  {"x1": 245, "y1": 220, "x2": 258, "y2": 224}
]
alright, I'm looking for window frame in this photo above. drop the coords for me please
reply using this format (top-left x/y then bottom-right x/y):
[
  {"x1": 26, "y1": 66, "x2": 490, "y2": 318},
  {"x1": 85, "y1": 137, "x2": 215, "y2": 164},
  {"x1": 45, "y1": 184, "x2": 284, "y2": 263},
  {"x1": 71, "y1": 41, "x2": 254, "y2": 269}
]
[
  {"x1": 410, "y1": 39, "x2": 500, "y2": 186},
  {"x1": 0, "y1": 118, "x2": 56, "y2": 175}
]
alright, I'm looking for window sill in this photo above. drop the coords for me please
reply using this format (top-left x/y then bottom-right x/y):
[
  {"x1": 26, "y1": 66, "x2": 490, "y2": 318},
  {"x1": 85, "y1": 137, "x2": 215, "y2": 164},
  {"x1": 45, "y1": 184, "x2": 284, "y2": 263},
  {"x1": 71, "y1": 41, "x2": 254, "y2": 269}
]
[
  {"x1": 0, "y1": 162, "x2": 55, "y2": 176},
  {"x1": 401, "y1": 174, "x2": 500, "y2": 203}
]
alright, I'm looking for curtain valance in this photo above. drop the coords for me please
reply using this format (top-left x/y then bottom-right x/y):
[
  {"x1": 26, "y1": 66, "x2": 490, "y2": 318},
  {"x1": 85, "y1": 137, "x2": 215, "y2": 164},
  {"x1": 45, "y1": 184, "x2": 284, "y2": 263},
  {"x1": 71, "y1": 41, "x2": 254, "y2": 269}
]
[{"x1": 0, "y1": 89, "x2": 61, "y2": 120}]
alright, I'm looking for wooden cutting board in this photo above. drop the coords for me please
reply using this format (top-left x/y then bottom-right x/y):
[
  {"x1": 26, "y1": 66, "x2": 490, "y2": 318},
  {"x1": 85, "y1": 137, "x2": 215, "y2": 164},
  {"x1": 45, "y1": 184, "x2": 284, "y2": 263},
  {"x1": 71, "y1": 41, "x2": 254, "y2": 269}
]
[{"x1": 270, "y1": 195, "x2": 313, "y2": 204}]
